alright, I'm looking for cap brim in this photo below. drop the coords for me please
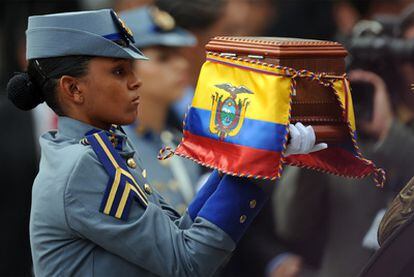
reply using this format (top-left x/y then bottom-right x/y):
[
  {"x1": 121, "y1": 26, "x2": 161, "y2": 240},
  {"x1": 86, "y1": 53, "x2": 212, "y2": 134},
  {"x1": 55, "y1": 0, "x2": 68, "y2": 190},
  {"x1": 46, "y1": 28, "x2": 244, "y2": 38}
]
[{"x1": 125, "y1": 43, "x2": 149, "y2": 60}]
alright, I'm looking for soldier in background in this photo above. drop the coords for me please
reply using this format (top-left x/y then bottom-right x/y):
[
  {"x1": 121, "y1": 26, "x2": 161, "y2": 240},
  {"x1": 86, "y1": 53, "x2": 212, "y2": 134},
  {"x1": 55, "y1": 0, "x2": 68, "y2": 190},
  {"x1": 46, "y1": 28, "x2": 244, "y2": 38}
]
[{"x1": 119, "y1": 5, "x2": 202, "y2": 214}]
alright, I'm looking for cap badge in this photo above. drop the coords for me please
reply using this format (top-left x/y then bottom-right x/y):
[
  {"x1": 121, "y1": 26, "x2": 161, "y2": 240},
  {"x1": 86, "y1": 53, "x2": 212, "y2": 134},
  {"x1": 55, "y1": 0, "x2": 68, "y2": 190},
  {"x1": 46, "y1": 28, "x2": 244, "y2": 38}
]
[
  {"x1": 150, "y1": 6, "x2": 175, "y2": 31},
  {"x1": 111, "y1": 10, "x2": 135, "y2": 43}
]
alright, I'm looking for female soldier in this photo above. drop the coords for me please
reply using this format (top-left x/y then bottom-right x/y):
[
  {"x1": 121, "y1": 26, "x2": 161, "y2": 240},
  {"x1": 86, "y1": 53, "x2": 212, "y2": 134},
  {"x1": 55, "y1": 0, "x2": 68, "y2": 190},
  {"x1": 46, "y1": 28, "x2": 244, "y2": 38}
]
[
  {"x1": 120, "y1": 6, "x2": 201, "y2": 214},
  {"x1": 7, "y1": 9, "x2": 323, "y2": 276}
]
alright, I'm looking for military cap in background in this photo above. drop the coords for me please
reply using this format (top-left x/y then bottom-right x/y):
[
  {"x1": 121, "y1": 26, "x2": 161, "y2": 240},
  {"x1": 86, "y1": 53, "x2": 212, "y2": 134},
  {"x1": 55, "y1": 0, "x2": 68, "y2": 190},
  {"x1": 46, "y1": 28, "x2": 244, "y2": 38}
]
[
  {"x1": 120, "y1": 6, "x2": 196, "y2": 48},
  {"x1": 26, "y1": 9, "x2": 147, "y2": 60}
]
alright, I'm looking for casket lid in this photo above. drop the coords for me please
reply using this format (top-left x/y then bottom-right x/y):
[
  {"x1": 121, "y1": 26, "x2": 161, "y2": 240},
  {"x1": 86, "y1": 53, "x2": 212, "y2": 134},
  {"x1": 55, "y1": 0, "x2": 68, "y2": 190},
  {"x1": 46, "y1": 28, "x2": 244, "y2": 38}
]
[{"x1": 205, "y1": 36, "x2": 348, "y2": 58}]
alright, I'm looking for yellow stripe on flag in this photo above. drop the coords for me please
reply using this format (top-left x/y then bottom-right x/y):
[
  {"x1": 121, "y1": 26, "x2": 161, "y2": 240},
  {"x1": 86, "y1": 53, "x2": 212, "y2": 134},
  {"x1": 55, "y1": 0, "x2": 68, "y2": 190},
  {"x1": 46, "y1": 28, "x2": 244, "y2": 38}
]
[
  {"x1": 191, "y1": 56, "x2": 292, "y2": 125},
  {"x1": 332, "y1": 79, "x2": 356, "y2": 131}
]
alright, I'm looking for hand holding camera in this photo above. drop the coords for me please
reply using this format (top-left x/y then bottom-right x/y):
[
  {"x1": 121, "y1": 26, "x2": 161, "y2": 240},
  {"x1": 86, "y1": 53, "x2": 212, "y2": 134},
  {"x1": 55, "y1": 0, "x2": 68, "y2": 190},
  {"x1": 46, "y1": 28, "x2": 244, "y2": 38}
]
[{"x1": 349, "y1": 69, "x2": 394, "y2": 141}]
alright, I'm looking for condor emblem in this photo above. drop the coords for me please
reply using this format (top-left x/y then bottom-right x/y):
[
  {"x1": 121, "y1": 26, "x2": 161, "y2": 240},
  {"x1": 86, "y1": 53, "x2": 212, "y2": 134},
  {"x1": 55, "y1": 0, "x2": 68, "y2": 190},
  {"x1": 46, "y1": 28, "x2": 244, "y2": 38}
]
[{"x1": 209, "y1": 83, "x2": 253, "y2": 140}]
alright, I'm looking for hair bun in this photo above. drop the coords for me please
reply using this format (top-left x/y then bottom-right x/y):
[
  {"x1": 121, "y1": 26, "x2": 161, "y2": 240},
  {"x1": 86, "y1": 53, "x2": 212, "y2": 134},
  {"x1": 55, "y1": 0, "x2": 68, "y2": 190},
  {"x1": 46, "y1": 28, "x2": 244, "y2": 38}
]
[{"x1": 7, "y1": 72, "x2": 44, "y2": 111}]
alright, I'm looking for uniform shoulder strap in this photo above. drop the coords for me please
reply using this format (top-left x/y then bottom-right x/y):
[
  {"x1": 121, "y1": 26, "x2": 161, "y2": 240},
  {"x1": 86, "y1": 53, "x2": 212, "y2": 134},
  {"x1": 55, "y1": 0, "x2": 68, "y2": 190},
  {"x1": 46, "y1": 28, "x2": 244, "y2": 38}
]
[{"x1": 86, "y1": 131, "x2": 148, "y2": 220}]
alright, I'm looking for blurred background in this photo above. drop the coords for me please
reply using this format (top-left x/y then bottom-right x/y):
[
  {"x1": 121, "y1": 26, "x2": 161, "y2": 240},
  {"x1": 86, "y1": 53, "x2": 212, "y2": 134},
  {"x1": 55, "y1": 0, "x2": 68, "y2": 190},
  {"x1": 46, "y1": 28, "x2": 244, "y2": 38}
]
[{"x1": 2, "y1": 0, "x2": 414, "y2": 276}]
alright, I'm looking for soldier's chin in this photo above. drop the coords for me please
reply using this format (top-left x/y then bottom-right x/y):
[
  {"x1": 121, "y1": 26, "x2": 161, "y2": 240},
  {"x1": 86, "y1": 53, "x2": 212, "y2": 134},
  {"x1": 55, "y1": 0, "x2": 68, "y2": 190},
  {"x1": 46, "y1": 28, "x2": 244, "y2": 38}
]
[{"x1": 114, "y1": 112, "x2": 137, "y2": 126}]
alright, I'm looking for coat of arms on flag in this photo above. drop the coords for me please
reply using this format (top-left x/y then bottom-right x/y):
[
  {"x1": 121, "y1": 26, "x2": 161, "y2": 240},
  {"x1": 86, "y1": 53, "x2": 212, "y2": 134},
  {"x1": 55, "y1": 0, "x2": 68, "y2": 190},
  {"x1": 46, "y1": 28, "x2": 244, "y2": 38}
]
[{"x1": 209, "y1": 83, "x2": 252, "y2": 140}]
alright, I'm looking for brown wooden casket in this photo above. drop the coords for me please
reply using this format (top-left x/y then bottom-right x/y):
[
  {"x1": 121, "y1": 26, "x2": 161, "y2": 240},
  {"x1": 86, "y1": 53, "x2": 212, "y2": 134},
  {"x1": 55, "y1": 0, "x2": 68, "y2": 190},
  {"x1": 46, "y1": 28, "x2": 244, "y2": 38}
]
[{"x1": 205, "y1": 36, "x2": 350, "y2": 143}]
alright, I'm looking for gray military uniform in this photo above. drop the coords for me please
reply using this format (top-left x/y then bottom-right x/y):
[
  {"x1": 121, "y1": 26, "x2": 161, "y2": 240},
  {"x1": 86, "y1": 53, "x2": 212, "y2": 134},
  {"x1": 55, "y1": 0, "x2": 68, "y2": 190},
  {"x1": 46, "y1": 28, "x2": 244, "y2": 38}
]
[{"x1": 30, "y1": 117, "x2": 234, "y2": 276}]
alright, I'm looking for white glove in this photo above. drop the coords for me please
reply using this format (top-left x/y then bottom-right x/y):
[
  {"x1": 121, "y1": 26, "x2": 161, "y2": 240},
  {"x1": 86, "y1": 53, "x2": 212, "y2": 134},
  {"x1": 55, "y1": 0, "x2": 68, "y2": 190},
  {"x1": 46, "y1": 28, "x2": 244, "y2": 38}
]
[{"x1": 284, "y1": 122, "x2": 328, "y2": 157}]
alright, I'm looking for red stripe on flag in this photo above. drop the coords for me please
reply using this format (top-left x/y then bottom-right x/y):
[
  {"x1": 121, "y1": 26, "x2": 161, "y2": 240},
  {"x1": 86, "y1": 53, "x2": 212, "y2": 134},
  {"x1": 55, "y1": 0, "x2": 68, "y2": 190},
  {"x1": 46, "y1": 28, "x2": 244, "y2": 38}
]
[
  {"x1": 176, "y1": 130, "x2": 282, "y2": 178},
  {"x1": 285, "y1": 146, "x2": 375, "y2": 178}
]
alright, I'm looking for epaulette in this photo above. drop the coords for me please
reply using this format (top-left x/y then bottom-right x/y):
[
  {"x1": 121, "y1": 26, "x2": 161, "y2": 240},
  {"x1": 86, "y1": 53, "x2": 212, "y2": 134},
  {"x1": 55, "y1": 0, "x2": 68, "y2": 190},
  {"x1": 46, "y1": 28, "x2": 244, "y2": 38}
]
[{"x1": 86, "y1": 131, "x2": 148, "y2": 220}]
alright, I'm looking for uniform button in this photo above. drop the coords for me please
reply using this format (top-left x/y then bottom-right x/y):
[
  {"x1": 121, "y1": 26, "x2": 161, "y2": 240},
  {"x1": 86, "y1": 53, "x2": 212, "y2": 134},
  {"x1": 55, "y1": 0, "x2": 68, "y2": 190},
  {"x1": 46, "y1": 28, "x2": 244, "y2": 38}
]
[
  {"x1": 239, "y1": 215, "x2": 247, "y2": 224},
  {"x1": 144, "y1": 184, "x2": 152, "y2": 195},
  {"x1": 249, "y1": 200, "x2": 257, "y2": 209},
  {"x1": 142, "y1": 169, "x2": 147, "y2": 178},
  {"x1": 126, "y1": 158, "x2": 137, "y2": 169}
]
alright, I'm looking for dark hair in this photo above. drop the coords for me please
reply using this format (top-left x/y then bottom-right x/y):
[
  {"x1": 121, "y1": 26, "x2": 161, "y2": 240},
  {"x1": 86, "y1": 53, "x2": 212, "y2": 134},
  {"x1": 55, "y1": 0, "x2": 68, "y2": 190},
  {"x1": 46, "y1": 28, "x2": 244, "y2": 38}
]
[
  {"x1": 7, "y1": 55, "x2": 93, "y2": 115},
  {"x1": 155, "y1": 0, "x2": 225, "y2": 30}
]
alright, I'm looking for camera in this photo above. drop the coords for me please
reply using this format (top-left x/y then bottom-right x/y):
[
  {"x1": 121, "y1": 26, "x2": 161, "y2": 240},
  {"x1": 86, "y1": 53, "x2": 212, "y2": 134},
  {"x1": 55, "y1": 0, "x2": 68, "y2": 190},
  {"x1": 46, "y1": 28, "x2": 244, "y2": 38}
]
[
  {"x1": 345, "y1": 15, "x2": 413, "y2": 68},
  {"x1": 344, "y1": 16, "x2": 410, "y2": 127}
]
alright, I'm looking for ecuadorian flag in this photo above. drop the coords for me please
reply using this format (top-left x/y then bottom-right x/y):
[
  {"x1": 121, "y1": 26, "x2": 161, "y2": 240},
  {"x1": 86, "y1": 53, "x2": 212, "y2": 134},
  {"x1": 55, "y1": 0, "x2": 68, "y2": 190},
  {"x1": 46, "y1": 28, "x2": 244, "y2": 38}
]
[{"x1": 175, "y1": 53, "x2": 385, "y2": 185}]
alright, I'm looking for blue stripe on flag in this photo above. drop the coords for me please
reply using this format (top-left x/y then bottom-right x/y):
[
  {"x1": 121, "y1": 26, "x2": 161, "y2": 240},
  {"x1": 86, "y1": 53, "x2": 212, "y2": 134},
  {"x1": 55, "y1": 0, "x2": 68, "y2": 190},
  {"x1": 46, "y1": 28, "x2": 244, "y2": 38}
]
[{"x1": 185, "y1": 107, "x2": 287, "y2": 152}]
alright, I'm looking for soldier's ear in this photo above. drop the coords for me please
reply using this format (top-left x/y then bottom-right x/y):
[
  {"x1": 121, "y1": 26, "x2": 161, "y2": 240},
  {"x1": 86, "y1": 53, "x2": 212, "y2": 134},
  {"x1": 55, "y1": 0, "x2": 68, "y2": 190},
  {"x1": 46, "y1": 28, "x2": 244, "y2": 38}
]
[{"x1": 59, "y1": 75, "x2": 84, "y2": 104}]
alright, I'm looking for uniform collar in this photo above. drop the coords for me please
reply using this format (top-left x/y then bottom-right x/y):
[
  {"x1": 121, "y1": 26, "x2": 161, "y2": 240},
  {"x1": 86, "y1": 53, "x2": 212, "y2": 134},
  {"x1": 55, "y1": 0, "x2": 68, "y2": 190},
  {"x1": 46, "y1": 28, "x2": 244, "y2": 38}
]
[
  {"x1": 58, "y1": 116, "x2": 98, "y2": 141},
  {"x1": 58, "y1": 116, "x2": 128, "y2": 149}
]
